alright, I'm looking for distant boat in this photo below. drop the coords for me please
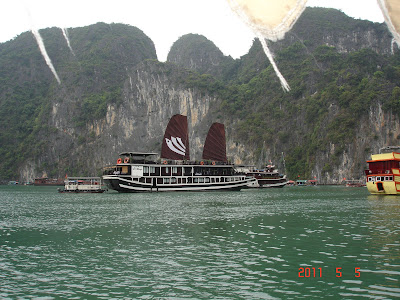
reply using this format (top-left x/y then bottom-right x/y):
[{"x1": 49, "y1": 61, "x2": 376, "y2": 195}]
[
  {"x1": 294, "y1": 179, "x2": 318, "y2": 186},
  {"x1": 8, "y1": 181, "x2": 19, "y2": 185},
  {"x1": 344, "y1": 179, "x2": 365, "y2": 187},
  {"x1": 365, "y1": 151, "x2": 400, "y2": 195},
  {"x1": 296, "y1": 180, "x2": 308, "y2": 186},
  {"x1": 103, "y1": 114, "x2": 256, "y2": 192},
  {"x1": 246, "y1": 164, "x2": 287, "y2": 188},
  {"x1": 58, "y1": 177, "x2": 106, "y2": 193},
  {"x1": 34, "y1": 177, "x2": 64, "y2": 186}
]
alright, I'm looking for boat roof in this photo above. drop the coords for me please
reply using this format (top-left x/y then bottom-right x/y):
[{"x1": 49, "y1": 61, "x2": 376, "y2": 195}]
[
  {"x1": 119, "y1": 152, "x2": 158, "y2": 157},
  {"x1": 367, "y1": 152, "x2": 400, "y2": 162}
]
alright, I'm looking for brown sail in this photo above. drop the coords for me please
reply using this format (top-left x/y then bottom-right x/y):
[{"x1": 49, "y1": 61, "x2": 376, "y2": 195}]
[
  {"x1": 161, "y1": 114, "x2": 190, "y2": 160},
  {"x1": 202, "y1": 122, "x2": 227, "y2": 162}
]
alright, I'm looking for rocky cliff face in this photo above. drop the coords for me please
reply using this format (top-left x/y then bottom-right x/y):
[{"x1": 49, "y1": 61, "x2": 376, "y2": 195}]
[
  {"x1": 2, "y1": 9, "x2": 400, "y2": 184},
  {"x1": 310, "y1": 103, "x2": 400, "y2": 184},
  {"x1": 20, "y1": 60, "x2": 223, "y2": 179}
]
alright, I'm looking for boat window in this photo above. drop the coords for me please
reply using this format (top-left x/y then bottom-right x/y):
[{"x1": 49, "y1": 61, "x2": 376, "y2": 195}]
[
  {"x1": 143, "y1": 166, "x2": 149, "y2": 175},
  {"x1": 132, "y1": 178, "x2": 138, "y2": 182},
  {"x1": 220, "y1": 177, "x2": 224, "y2": 182},
  {"x1": 199, "y1": 178, "x2": 204, "y2": 183},
  {"x1": 139, "y1": 178, "x2": 145, "y2": 183},
  {"x1": 149, "y1": 167, "x2": 159, "y2": 176},
  {"x1": 182, "y1": 178, "x2": 186, "y2": 184},
  {"x1": 161, "y1": 167, "x2": 170, "y2": 176},
  {"x1": 211, "y1": 178, "x2": 215, "y2": 183},
  {"x1": 205, "y1": 178, "x2": 210, "y2": 183},
  {"x1": 121, "y1": 166, "x2": 129, "y2": 175},
  {"x1": 150, "y1": 166, "x2": 159, "y2": 176},
  {"x1": 164, "y1": 178, "x2": 170, "y2": 184},
  {"x1": 178, "y1": 178, "x2": 181, "y2": 184},
  {"x1": 187, "y1": 178, "x2": 192, "y2": 183},
  {"x1": 389, "y1": 176, "x2": 393, "y2": 181},
  {"x1": 157, "y1": 178, "x2": 163, "y2": 184},
  {"x1": 184, "y1": 167, "x2": 192, "y2": 176},
  {"x1": 194, "y1": 178, "x2": 198, "y2": 183},
  {"x1": 172, "y1": 167, "x2": 179, "y2": 175},
  {"x1": 376, "y1": 176, "x2": 381, "y2": 181},
  {"x1": 171, "y1": 177, "x2": 177, "y2": 184},
  {"x1": 216, "y1": 178, "x2": 219, "y2": 183},
  {"x1": 146, "y1": 178, "x2": 151, "y2": 184}
]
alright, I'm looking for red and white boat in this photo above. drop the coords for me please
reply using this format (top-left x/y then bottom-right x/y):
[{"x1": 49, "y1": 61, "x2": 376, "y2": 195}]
[{"x1": 103, "y1": 114, "x2": 256, "y2": 192}]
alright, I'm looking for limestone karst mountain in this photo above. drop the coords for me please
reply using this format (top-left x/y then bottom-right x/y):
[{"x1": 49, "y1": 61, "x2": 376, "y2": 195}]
[{"x1": 0, "y1": 8, "x2": 399, "y2": 183}]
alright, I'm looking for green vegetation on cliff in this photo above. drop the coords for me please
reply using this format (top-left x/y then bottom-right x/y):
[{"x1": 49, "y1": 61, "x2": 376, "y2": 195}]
[
  {"x1": 169, "y1": 8, "x2": 399, "y2": 180},
  {"x1": 0, "y1": 8, "x2": 399, "y2": 182},
  {"x1": 0, "y1": 23, "x2": 156, "y2": 180},
  {"x1": 220, "y1": 44, "x2": 400, "y2": 178}
]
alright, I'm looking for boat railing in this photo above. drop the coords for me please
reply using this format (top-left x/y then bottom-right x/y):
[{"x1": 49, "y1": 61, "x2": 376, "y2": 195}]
[{"x1": 365, "y1": 169, "x2": 393, "y2": 175}]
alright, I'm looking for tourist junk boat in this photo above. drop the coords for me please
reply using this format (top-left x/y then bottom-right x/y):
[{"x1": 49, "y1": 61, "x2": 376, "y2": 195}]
[
  {"x1": 103, "y1": 114, "x2": 256, "y2": 192},
  {"x1": 365, "y1": 150, "x2": 400, "y2": 195},
  {"x1": 246, "y1": 164, "x2": 287, "y2": 188},
  {"x1": 58, "y1": 177, "x2": 106, "y2": 193}
]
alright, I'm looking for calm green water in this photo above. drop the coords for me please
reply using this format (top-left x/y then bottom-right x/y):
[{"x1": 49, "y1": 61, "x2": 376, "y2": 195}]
[{"x1": 0, "y1": 185, "x2": 399, "y2": 299}]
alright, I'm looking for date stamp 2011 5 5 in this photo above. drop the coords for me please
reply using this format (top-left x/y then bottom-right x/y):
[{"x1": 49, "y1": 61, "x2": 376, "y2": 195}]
[{"x1": 298, "y1": 267, "x2": 361, "y2": 278}]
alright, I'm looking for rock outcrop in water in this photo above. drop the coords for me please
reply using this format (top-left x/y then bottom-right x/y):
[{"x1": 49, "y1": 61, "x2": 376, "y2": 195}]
[{"x1": 0, "y1": 8, "x2": 399, "y2": 184}]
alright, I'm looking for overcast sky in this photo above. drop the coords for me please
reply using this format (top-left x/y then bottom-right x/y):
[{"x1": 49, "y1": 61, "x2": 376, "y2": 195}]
[{"x1": 1, "y1": 0, "x2": 385, "y2": 61}]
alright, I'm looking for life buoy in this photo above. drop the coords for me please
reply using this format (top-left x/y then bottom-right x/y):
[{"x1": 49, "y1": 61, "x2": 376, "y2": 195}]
[
  {"x1": 200, "y1": 161, "x2": 204, "y2": 165},
  {"x1": 117, "y1": 158, "x2": 122, "y2": 164},
  {"x1": 124, "y1": 157, "x2": 129, "y2": 163},
  {"x1": 212, "y1": 161, "x2": 216, "y2": 165},
  {"x1": 163, "y1": 160, "x2": 168, "y2": 165}
]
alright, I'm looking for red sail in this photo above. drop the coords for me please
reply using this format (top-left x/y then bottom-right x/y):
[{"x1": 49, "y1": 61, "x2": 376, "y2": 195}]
[
  {"x1": 161, "y1": 114, "x2": 190, "y2": 160},
  {"x1": 202, "y1": 123, "x2": 227, "y2": 162}
]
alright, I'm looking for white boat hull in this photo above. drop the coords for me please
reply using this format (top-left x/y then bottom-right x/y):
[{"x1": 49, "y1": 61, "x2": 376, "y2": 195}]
[{"x1": 248, "y1": 180, "x2": 287, "y2": 188}]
